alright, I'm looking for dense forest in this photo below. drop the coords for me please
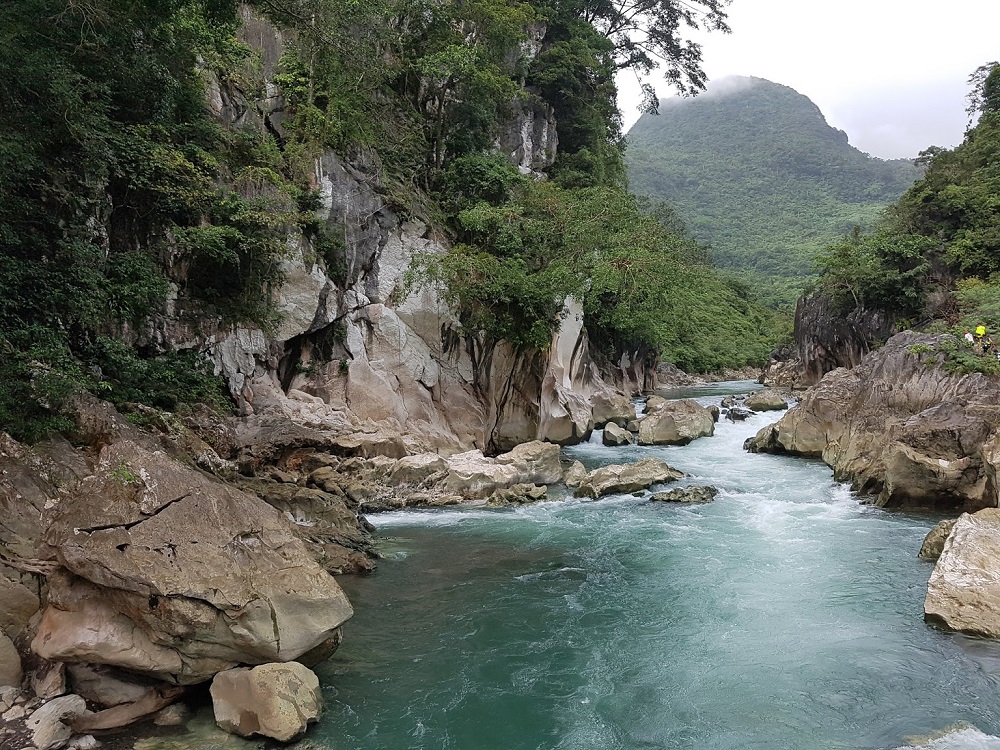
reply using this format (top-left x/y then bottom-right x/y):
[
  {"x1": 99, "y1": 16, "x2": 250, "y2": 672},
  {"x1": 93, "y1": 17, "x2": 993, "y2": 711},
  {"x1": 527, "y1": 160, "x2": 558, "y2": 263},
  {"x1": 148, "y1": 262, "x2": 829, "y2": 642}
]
[
  {"x1": 0, "y1": 0, "x2": 788, "y2": 441},
  {"x1": 812, "y1": 61, "x2": 1000, "y2": 372},
  {"x1": 626, "y1": 76, "x2": 921, "y2": 307}
]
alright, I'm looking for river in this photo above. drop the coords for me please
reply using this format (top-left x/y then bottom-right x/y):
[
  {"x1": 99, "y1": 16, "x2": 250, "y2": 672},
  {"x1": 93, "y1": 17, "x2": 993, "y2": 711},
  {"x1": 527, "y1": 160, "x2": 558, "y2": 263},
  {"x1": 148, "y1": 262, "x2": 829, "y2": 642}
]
[{"x1": 309, "y1": 382, "x2": 1000, "y2": 750}]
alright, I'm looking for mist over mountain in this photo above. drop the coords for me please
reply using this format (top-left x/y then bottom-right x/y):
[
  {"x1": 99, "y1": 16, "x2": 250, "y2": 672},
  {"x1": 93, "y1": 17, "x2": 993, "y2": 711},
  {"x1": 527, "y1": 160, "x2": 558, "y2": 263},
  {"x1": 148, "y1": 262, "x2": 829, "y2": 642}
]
[{"x1": 626, "y1": 76, "x2": 921, "y2": 303}]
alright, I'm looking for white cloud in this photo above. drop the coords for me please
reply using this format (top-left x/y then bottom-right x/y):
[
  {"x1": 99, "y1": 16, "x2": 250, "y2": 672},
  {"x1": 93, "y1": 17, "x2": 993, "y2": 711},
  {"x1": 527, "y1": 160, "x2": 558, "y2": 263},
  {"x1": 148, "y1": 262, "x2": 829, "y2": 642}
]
[{"x1": 618, "y1": 0, "x2": 998, "y2": 158}]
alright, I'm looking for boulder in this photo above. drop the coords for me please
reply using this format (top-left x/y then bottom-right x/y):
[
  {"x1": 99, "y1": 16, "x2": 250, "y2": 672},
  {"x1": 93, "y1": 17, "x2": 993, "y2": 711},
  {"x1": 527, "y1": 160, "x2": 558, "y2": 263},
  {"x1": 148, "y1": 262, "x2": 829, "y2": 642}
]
[
  {"x1": 211, "y1": 662, "x2": 322, "y2": 742},
  {"x1": 388, "y1": 454, "x2": 448, "y2": 485},
  {"x1": 495, "y1": 441, "x2": 563, "y2": 484},
  {"x1": 706, "y1": 405, "x2": 720, "y2": 423},
  {"x1": 637, "y1": 399, "x2": 714, "y2": 446},
  {"x1": 72, "y1": 686, "x2": 183, "y2": 732},
  {"x1": 744, "y1": 389, "x2": 787, "y2": 411},
  {"x1": 441, "y1": 450, "x2": 521, "y2": 498},
  {"x1": 918, "y1": 519, "x2": 958, "y2": 562},
  {"x1": 644, "y1": 396, "x2": 668, "y2": 413},
  {"x1": 0, "y1": 631, "x2": 21, "y2": 688},
  {"x1": 650, "y1": 486, "x2": 719, "y2": 504},
  {"x1": 562, "y1": 461, "x2": 587, "y2": 488},
  {"x1": 925, "y1": 509, "x2": 1000, "y2": 637},
  {"x1": 66, "y1": 664, "x2": 157, "y2": 708},
  {"x1": 25, "y1": 694, "x2": 86, "y2": 750},
  {"x1": 442, "y1": 442, "x2": 561, "y2": 498},
  {"x1": 726, "y1": 406, "x2": 752, "y2": 422},
  {"x1": 602, "y1": 422, "x2": 633, "y2": 446},
  {"x1": 575, "y1": 458, "x2": 683, "y2": 499},
  {"x1": 591, "y1": 390, "x2": 636, "y2": 428},
  {"x1": 33, "y1": 440, "x2": 353, "y2": 684},
  {"x1": 488, "y1": 484, "x2": 547, "y2": 505}
]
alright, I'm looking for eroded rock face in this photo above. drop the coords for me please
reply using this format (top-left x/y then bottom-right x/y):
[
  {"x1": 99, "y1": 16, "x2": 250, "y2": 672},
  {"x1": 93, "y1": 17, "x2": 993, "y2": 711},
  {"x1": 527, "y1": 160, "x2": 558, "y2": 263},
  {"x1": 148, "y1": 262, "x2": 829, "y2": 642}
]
[
  {"x1": 925, "y1": 509, "x2": 1000, "y2": 637},
  {"x1": 574, "y1": 459, "x2": 683, "y2": 499},
  {"x1": 33, "y1": 440, "x2": 353, "y2": 684},
  {"x1": 211, "y1": 662, "x2": 322, "y2": 742},
  {"x1": 747, "y1": 333, "x2": 1000, "y2": 511},
  {"x1": 637, "y1": 399, "x2": 714, "y2": 446}
]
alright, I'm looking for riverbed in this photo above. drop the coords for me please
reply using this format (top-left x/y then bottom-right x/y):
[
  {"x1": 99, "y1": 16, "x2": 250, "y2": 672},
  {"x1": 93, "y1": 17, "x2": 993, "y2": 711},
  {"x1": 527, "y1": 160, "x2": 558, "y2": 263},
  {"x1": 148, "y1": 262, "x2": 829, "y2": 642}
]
[{"x1": 314, "y1": 382, "x2": 1000, "y2": 750}]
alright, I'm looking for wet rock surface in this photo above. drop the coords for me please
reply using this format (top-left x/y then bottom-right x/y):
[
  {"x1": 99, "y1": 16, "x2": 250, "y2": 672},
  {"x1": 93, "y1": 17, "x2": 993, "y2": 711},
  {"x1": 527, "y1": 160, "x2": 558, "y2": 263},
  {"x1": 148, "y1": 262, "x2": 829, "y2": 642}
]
[{"x1": 650, "y1": 486, "x2": 719, "y2": 504}]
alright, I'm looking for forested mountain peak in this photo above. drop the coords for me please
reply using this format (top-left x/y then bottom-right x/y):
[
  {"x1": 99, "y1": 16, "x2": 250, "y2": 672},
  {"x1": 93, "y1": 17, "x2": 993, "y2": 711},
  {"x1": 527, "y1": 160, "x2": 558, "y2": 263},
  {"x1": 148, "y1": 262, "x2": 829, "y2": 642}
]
[{"x1": 625, "y1": 76, "x2": 921, "y2": 302}]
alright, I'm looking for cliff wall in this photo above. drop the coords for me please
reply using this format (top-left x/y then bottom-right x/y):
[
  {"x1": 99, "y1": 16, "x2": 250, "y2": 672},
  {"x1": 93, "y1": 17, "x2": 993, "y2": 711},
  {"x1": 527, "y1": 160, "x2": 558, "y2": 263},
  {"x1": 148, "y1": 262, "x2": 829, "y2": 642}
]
[{"x1": 144, "y1": 7, "x2": 647, "y2": 457}]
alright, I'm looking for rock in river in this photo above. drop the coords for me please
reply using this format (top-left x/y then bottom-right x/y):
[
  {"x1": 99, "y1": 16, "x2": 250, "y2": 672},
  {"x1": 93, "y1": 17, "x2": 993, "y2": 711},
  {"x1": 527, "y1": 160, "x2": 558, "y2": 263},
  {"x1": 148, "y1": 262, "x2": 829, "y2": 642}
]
[
  {"x1": 637, "y1": 399, "x2": 714, "y2": 446},
  {"x1": 650, "y1": 486, "x2": 719, "y2": 504},
  {"x1": 574, "y1": 458, "x2": 683, "y2": 499},
  {"x1": 925, "y1": 509, "x2": 1000, "y2": 637}
]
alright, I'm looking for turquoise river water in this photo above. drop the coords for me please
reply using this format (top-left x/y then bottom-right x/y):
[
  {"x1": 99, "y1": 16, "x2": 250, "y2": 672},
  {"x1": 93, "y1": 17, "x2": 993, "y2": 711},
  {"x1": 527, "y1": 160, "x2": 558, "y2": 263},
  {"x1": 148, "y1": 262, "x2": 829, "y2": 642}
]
[{"x1": 308, "y1": 382, "x2": 1000, "y2": 750}]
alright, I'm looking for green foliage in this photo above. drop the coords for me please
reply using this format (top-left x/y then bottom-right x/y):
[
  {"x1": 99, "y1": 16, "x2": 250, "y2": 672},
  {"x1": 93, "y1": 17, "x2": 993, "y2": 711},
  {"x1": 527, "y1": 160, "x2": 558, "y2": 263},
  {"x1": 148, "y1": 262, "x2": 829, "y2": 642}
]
[
  {"x1": 0, "y1": 0, "x2": 297, "y2": 438},
  {"x1": 893, "y1": 111, "x2": 1000, "y2": 280},
  {"x1": 816, "y1": 228, "x2": 935, "y2": 317},
  {"x1": 528, "y1": 16, "x2": 625, "y2": 186},
  {"x1": 538, "y1": 0, "x2": 729, "y2": 101},
  {"x1": 110, "y1": 461, "x2": 141, "y2": 485},
  {"x1": 626, "y1": 77, "x2": 921, "y2": 298},
  {"x1": 411, "y1": 180, "x2": 782, "y2": 370},
  {"x1": 953, "y1": 278, "x2": 1000, "y2": 339},
  {"x1": 81, "y1": 338, "x2": 230, "y2": 413},
  {"x1": 436, "y1": 154, "x2": 526, "y2": 211}
]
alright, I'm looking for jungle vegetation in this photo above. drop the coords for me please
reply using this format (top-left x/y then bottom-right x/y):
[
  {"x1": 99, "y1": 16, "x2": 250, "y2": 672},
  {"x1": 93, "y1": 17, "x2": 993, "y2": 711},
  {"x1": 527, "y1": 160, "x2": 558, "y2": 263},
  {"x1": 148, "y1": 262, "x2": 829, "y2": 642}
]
[
  {"x1": 625, "y1": 76, "x2": 921, "y2": 308},
  {"x1": 0, "y1": 0, "x2": 783, "y2": 441},
  {"x1": 813, "y1": 62, "x2": 1000, "y2": 370}
]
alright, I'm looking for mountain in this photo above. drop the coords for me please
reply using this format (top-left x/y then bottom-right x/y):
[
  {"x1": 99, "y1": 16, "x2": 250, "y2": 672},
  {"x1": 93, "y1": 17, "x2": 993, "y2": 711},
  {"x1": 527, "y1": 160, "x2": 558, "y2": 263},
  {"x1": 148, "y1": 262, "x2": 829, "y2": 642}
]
[{"x1": 625, "y1": 76, "x2": 922, "y2": 303}]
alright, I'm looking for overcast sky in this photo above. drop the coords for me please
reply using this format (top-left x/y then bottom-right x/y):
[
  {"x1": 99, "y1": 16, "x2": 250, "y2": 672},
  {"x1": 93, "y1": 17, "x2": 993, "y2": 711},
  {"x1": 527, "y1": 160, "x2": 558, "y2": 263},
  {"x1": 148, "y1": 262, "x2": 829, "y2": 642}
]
[{"x1": 618, "y1": 0, "x2": 998, "y2": 159}]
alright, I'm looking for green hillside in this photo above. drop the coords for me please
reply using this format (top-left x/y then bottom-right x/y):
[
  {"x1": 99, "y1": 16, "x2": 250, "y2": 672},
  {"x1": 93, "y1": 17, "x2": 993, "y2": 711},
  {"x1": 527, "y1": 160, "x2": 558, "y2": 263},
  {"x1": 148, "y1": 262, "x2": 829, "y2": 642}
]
[{"x1": 625, "y1": 76, "x2": 921, "y2": 304}]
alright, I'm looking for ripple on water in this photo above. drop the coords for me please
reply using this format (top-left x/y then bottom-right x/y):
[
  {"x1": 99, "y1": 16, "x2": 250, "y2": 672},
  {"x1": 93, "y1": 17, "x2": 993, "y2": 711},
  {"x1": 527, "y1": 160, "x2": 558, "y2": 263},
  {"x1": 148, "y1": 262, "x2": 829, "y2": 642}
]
[{"x1": 312, "y1": 383, "x2": 1000, "y2": 750}]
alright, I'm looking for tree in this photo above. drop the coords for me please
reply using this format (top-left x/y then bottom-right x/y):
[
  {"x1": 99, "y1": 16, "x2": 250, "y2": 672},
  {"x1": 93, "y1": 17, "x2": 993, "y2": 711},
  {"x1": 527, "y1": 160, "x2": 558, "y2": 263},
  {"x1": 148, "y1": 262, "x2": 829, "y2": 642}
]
[
  {"x1": 966, "y1": 61, "x2": 1000, "y2": 125},
  {"x1": 569, "y1": 0, "x2": 731, "y2": 105}
]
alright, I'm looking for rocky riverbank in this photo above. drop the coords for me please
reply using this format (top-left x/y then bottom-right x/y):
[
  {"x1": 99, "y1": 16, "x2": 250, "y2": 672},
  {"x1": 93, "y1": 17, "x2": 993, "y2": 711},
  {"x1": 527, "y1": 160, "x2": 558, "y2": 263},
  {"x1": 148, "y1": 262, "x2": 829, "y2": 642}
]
[
  {"x1": 747, "y1": 332, "x2": 1000, "y2": 512},
  {"x1": 3, "y1": 387, "x2": 724, "y2": 747}
]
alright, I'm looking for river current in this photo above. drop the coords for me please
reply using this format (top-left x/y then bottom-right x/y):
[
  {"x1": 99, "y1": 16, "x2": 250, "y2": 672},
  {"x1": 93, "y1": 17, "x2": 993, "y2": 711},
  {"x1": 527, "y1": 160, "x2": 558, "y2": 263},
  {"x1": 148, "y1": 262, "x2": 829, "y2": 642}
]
[{"x1": 306, "y1": 382, "x2": 1000, "y2": 750}]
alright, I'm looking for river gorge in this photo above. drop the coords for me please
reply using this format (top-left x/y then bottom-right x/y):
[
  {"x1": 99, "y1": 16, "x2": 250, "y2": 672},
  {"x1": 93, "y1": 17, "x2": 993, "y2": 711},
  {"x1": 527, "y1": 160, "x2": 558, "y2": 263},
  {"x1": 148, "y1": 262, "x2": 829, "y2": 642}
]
[{"x1": 131, "y1": 382, "x2": 1000, "y2": 750}]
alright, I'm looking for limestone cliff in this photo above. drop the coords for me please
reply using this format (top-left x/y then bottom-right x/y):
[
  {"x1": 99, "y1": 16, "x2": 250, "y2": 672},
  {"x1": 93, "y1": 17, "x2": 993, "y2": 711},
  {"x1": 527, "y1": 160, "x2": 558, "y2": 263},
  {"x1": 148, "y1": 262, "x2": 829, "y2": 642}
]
[
  {"x1": 150, "y1": 7, "x2": 647, "y2": 457},
  {"x1": 747, "y1": 332, "x2": 1000, "y2": 511}
]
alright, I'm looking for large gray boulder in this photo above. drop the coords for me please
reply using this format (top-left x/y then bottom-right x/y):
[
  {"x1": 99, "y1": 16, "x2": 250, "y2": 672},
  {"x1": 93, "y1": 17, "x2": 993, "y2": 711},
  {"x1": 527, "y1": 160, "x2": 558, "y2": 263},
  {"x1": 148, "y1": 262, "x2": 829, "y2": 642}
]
[
  {"x1": 441, "y1": 441, "x2": 562, "y2": 498},
  {"x1": 211, "y1": 662, "x2": 322, "y2": 742},
  {"x1": 0, "y1": 631, "x2": 21, "y2": 688},
  {"x1": 638, "y1": 399, "x2": 714, "y2": 446},
  {"x1": 574, "y1": 458, "x2": 683, "y2": 498},
  {"x1": 925, "y1": 509, "x2": 1000, "y2": 637},
  {"x1": 602, "y1": 422, "x2": 633, "y2": 446},
  {"x1": 495, "y1": 440, "x2": 563, "y2": 484},
  {"x1": 744, "y1": 389, "x2": 787, "y2": 412},
  {"x1": 441, "y1": 450, "x2": 523, "y2": 498},
  {"x1": 33, "y1": 440, "x2": 353, "y2": 684},
  {"x1": 591, "y1": 390, "x2": 636, "y2": 428},
  {"x1": 25, "y1": 694, "x2": 86, "y2": 750},
  {"x1": 650, "y1": 486, "x2": 719, "y2": 504}
]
